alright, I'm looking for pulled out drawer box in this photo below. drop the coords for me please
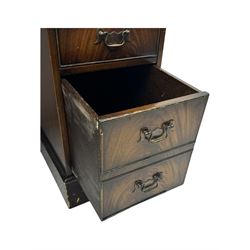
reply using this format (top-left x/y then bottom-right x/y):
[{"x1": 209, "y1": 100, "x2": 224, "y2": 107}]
[
  {"x1": 62, "y1": 65, "x2": 208, "y2": 219},
  {"x1": 41, "y1": 28, "x2": 208, "y2": 220}
]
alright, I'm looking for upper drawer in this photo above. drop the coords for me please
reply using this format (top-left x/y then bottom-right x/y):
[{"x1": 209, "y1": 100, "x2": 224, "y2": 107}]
[{"x1": 56, "y1": 28, "x2": 162, "y2": 67}]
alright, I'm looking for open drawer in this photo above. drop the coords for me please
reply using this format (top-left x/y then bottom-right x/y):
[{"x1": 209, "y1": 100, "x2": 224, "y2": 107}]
[
  {"x1": 62, "y1": 65, "x2": 208, "y2": 173},
  {"x1": 62, "y1": 65, "x2": 208, "y2": 219}
]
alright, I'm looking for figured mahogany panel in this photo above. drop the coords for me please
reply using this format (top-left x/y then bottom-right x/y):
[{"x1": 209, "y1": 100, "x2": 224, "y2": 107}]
[
  {"x1": 102, "y1": 150, "x2": 192, "y2": 219},
  {"x1": 100, "y1": 92, "x2": 208, "y2": 172},
  {"x1": 57, "y1": 28, "x2": 160, "y2": 66},
  {"x1": 65, "y1": 65, "x2": 208, "y2": 173}
]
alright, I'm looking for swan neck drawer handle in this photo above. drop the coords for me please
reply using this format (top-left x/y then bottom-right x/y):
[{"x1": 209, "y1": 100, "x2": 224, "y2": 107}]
[
  {"x1": 138, "y1": 119, "x2": 174, "y2": 143},
  {"x1": 132, "y1": 172, "x2": 163, "y2": 193},
  {"x1": 95, "y1": 29, "x2": 130, "y2": 48}
]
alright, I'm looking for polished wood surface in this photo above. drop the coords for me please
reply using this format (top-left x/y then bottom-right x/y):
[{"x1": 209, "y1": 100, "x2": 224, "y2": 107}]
[
  {"x1": 101, "y1": 142, "x2": 195, "y2": 181},
  {"x1": 65, "y1": 65, "x2": 208, "y2": 172},
  {"x1": 41, "y1": 131, "x2": 88, "y2": 208},
  {"x1": 156, "y1": 28, "x2": 166, "y2": 66},
  {"x1": 57, "y1": 28, "x2": 160, "y2": 66},
  {"x1": 103, "y1": 150, "x2": 192, "y2": 219},
  {"x1": 41, "y1": 28, "x2": 208, "y2": 220},
  {"x1": 62, "y1": 63, "x2": 208, "y2": 220},
  {"x1": 60, "y1": 57, "x2": 157, "y2": 76},
  {"x1": 65, "y1": 65, "x2": 197, "y2": 116},
  {"x1": 62, "y1": 80, "x2": 101, "y2": 215},
  {"x1": 41, "y1": 29, "x2": 71, "y2": 176},
  {"x1": 101, "y1": 92, "x2": 208, "y2": 172}
]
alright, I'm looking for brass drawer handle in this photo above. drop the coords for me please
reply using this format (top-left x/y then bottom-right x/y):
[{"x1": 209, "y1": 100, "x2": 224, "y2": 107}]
[
  {"x1": 132, "y1": 172, "x2": 163, "y2": 193},
  {"x1": 95, "y1": 29, "x2": 130, "y2": 48},
  {"x1": 138, "y1": 119, "x2": 174, "y2": 143}
]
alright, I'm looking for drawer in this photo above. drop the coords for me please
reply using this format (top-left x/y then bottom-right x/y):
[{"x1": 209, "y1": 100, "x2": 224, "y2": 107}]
[
  {"x1": 102, "y1": 150, "x2": 192, "y2": 219},
  {"x1": 57, "y1": 28, "x2": 161, "y2": 66},
  {"x1": 62, "y1": 65, "x2": 208, "y2": 175},
  {"x1": 62, "y1": 64, "x2": 208, "y2": 220}
]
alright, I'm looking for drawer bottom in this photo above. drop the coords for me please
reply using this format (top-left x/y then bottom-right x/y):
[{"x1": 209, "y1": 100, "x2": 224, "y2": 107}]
[{"x1": 101, "y1": 150, "x2": 192, "y2": 219}]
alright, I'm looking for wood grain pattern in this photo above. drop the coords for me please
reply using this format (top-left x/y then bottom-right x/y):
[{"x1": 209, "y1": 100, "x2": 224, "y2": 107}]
[
  {"x1": 41, "y1": 29, "x2": 71, "y2": 176},
  {"x1": 101, "y1": 142, "x2": 195, "y2": 181},
  {"x1": 156, "y1": 28, "x2": 166, "y2": 66},
  {"x1": 65, "y1": 65, "x2": 198, "y2": 116},
  {"x1": 41, "y1": 131, "x2": 88, "y2": 208},
  {"x1": 62, "y1": 63, "x2": 208, "y2": 220},
  {"x1": 100, "y1": 91, "x2": 208, "y2": 172},
  {"x1": 51, "y1": 28, "x2": 208, "y2": 219},
  {"x1": 62, "y1": 80, "x2": 101, "y2": 215},
  {"x1": 41, "y1": 28, "x2": 206, "y2": 220},
  {"x1": 73, "y1": 66, "x2": 208, "y2": 172},
  {"x1": 102, "y1": 150, "x2": 192, "y2": 219},
  {"x1": 57, "y1": 28, "x2": 160, "y2": 66},
  {"x1": 60, "y1": 57, "x2": 157, "y2": 76}
]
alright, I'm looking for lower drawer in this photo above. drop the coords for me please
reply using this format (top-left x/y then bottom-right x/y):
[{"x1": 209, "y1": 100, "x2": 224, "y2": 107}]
[{"x1": 101, "y1": 150, "x2": 192, "y2": 219}]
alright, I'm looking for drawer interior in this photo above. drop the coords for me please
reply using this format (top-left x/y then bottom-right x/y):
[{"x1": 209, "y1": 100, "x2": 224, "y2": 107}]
[{"x1": 64, "y1": 65, "x2": 198, "y2": 116}]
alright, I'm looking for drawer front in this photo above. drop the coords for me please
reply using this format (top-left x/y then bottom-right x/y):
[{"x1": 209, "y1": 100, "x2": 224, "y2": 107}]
[
  {"x1": 100, "y1": 94, "x2": 208, "y2": 173},
  {"x1": 102, "y1": 150, "x2": 192, "y2": 219},
  {"x1": 57, "y1": 28, "x2": 160, "y2": 66}
]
